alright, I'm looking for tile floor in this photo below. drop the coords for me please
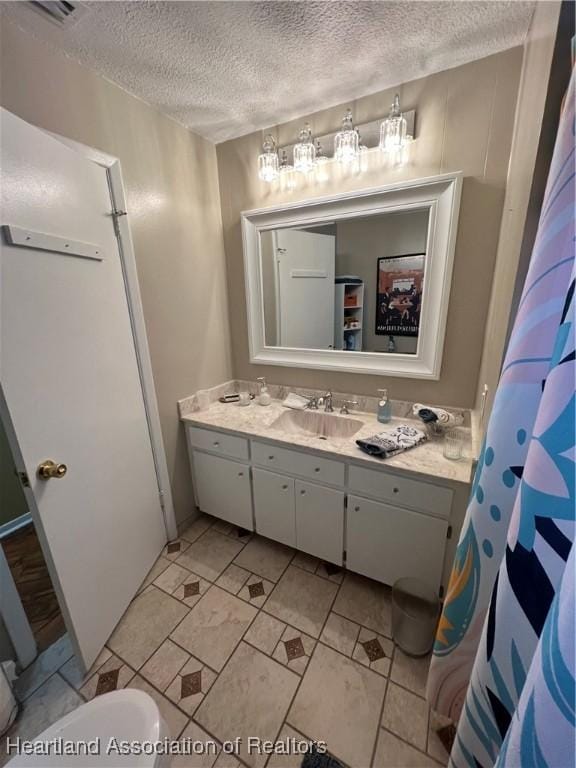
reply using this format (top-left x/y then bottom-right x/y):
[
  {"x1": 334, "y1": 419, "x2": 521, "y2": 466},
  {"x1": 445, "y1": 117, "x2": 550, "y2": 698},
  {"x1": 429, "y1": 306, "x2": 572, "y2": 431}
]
[{"x1": 1, "y1": 515, "x2": 451, "y2": 768}]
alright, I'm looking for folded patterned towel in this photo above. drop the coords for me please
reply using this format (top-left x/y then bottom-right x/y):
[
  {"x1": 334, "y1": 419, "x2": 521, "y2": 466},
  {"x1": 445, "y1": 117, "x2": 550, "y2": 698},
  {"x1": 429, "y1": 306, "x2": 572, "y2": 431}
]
[{"x1": 356, "y1": 424, "x2": 427, "y2": 458}]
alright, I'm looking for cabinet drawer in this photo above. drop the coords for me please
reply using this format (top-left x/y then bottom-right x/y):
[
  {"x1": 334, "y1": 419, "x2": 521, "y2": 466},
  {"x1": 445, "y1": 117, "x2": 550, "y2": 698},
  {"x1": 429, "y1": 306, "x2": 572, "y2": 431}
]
[
  {"x1": 187, "y1": 426, "x2": 249, "y2": 461},
  {"x1": 251, "y1": 441, "x2": 345, "y2": 486},
  {"x1": 347, "y1": 495, "x2": 447, "y2": 590},
  {"x1": 348, "y1": 464, "x2": 452, "y2": 518}
]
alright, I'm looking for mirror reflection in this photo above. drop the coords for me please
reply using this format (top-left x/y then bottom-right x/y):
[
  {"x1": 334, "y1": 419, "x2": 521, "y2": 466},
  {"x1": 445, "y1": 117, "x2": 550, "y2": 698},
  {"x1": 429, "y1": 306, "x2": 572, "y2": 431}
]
[{"x1": 260, "y1": 208, "x2": 429, "y2": 354}]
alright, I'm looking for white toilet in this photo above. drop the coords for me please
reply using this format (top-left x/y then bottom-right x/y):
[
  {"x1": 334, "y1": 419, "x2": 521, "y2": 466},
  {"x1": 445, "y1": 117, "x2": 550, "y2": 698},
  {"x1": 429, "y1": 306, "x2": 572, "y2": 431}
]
[{"x1": 6, "y1": 690, "x2": 171, "y2": 767}]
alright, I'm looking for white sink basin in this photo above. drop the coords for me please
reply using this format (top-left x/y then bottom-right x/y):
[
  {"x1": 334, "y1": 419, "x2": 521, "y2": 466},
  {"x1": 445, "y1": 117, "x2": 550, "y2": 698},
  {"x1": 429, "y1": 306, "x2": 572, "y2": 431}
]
[{"x1": 270, "y1": 409, "x2": 363, "y2": 439}]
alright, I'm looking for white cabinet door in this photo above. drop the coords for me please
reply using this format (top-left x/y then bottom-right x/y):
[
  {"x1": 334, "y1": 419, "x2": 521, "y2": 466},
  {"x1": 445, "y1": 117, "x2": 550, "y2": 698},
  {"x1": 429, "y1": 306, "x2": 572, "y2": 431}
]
[
  {"x1": 193, "y1": 451, "x2": 253, "y2": 530},
  {"x1": 295, "y1": 480, "x2": 344, "y2": 565},
  {"x1": 347, "y1": 495, "x2": 447, "y2": 590},
  {"x1": 253, "y1": 469, "x2": 296, "y2": 547}
]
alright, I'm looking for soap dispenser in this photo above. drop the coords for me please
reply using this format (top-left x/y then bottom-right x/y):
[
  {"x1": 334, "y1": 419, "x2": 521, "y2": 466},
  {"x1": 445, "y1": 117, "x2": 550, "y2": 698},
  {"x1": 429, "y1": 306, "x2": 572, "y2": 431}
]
[
  {"x1": 377, "y1": 388, "x2": 392, "y2": 424},
  {"x1": 257, "y1": 377, "x2": 272, "y2": 406}
]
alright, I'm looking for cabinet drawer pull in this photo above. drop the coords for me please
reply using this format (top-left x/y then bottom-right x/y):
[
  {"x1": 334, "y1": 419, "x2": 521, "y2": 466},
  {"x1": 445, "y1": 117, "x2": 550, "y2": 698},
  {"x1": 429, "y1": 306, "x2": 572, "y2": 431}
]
[
  {"x1": 314, "y1": 467, "x2": 320, "y2": 473},
  {"x1": 268, "y1": 455, "x2": 275, "y2": 460},
  {"x1": 393, "y1": 487, "x2": 399, "y2": 494},
  {"x1": 213, "y1": 441, "x2": 220, "y2": 447},
  {"x1": 238, "y1": 471, "x2": 244, "y2": 477},
  {"x1": 282, "y1": 484, "x2": 288, "y2": 490},
  {"x1": 354, "y1": 505, "x2": 360, "y2": 512},
  {"x1": 300, "y1": 489, "x2": 306, "y2": 495}
]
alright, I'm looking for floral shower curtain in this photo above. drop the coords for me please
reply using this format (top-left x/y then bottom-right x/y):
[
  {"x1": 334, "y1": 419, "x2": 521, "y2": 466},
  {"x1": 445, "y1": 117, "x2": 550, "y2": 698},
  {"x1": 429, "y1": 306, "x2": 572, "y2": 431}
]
[{"x1": 427, "y1": 69, "x2": 575, "y2": 768}]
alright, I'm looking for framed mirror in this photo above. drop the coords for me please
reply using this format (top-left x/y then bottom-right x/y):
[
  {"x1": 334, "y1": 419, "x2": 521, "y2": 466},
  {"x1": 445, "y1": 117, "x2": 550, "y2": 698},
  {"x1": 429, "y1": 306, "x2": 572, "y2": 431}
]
[{"x1": 241, "y1": 172, "x2": 462, "y2": 379}]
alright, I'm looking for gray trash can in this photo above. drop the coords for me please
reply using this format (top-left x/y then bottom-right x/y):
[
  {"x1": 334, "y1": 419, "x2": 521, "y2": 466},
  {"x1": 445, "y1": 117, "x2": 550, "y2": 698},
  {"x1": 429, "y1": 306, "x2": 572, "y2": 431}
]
[{"x1": 391, "y1": 577, "x2": 440, "y2": 656}]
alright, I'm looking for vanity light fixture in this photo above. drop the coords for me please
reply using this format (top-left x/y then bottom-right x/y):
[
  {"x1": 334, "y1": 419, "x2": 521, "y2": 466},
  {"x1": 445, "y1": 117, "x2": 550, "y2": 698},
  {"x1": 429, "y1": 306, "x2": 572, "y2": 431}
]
[
  {"x1": 334, "y1": 108, "x2": 359, "y2": 165},
  {"x1": 379, "y1": 94, "x2": 408, "y2": 153},
  {"x1": 279, "y1": 150, "x2": 296, "y2": 191},
  {"x1": 258, "y1": 134, "x2": 279, "y2": 182},
  {"x1": 256, "y1": 103, "x2": 415, "y2": 184},
  {"x1": 293, "y1": 123, "x2": 316, "y2": 173}
]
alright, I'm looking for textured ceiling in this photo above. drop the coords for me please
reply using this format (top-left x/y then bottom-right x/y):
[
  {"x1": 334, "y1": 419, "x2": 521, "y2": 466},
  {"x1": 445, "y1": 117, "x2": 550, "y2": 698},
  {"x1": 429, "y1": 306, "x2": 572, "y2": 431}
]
[{"x1": 1, "y1": 1, "x2": 535, "y2": 143}]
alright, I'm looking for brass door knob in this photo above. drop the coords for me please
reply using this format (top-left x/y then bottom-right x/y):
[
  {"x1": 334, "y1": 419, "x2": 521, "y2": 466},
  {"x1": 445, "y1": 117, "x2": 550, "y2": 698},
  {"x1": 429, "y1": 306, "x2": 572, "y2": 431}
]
[{"x1": 37, "y1": 460, "x2": 67, "y2": 479}]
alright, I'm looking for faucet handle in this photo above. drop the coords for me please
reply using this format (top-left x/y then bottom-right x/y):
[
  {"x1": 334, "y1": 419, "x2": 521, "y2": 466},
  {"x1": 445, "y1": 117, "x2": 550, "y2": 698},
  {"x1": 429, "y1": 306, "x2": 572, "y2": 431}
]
[
  {"x1": 304, "y1": 395, "x2": 319, "y2": 410},
  {"x1": 340, "y1": 400, "x2": 359, "y2": 415}
]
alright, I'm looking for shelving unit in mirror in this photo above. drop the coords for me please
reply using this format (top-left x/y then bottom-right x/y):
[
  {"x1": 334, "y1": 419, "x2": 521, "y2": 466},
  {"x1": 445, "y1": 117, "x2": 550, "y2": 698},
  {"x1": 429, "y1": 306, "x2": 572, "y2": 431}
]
[{"x1": 335, "y1": 281, "x2": 364, "y2": 351}]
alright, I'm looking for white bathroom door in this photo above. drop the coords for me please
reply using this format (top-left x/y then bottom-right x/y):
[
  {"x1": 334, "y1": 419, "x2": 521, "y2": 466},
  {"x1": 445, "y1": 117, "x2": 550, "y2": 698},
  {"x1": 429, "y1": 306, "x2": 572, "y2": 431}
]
[
  {"x1": 274, "y1": 229, "x2": 335, "y2": 348},
  {"x1": 0, "y1": 109, "x2": 167, "y2": 671}
]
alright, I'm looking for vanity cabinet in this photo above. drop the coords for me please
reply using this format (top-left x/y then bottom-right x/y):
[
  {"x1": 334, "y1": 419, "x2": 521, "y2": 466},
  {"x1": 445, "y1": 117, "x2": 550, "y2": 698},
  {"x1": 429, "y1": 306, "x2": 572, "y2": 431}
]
[
  {"x1": 252, "y1": 468, "x2": 296, "y2": 547},
  {"x1": 186, "y1": 424, "x2": 457, "y2": 593},
  {"x1": 347, "y1": 495, "x2": 447, "y2": 587},
  {"x1": 251, "y1": 469, "x2": 344, "y2": 562},
  {"x1": 192, "y1": 452, "x2": 253, "y2": 531},
  {"x1": 295, "y1": 480, "x2": 344, "y2": 565}
]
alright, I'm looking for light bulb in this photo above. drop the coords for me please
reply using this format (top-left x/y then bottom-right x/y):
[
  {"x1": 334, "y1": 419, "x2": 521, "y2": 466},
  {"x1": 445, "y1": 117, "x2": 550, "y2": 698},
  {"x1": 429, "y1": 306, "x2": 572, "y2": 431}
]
[
  {"x1": 314, "y1": 140, "x2": 330, "y2": 182},
  {"x1": 279, "y1": 150, "x2": 296, "y2": 191},
  {"x1": 293, "y1": 123, "x2": 316, "y2": 174},
  {"x1": 355, "y1": 128, "x2": 369, "y2": 173},
  {"x1": 379, "y1": 94, "x2": 407, "y2": 153},
  {"x1": 334, "y1": 109, "x2": 359, "y2": 165},
  {"x1": 258, "y1": 134, "x2": 279, "y2": 182}
]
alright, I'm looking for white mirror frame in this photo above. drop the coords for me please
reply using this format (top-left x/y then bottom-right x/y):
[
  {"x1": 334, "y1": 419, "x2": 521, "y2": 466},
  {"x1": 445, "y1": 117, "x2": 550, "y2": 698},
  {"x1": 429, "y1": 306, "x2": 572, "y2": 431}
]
[{"x1": 241, "y1": 171, "x2": 462, "y2": 379}]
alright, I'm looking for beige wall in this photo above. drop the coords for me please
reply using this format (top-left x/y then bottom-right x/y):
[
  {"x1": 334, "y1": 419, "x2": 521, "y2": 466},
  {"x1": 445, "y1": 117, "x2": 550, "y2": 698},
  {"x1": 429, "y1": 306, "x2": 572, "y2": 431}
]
[
  {"x1": 217, "y1": 47, "x2": 523, "y2": 409},
  {"x1": 473, "y1": 1, "x2": 561, "y2": 429},
  {"x1": 0, "y1": 19, "x2": 233, "y2": 524}
]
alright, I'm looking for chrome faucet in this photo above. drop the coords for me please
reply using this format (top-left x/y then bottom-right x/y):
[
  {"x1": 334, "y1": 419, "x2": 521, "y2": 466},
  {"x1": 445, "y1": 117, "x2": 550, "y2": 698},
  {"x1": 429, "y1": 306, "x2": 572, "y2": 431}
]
[
  {"x1": 322, "y1": 391, "x2": 334, "y2": 413},
  {"x1": 340, "y1": 400, "x2": 359, "y2": 415}
]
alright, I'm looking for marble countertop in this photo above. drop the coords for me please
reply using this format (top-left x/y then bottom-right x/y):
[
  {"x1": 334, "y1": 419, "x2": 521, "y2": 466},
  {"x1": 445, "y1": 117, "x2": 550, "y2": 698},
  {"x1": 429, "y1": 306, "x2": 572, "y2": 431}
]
[{"x1": 182, "y1": 399, "x2": 474, "y2": 486}]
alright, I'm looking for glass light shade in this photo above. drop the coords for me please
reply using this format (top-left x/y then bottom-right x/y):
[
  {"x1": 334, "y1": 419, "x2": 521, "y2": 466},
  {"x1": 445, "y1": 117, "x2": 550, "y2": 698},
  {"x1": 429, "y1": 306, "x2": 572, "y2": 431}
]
[
  {"x1": 356, "y1": 129, "x2": 369, "y2": 173},
  {"x1": 258, "y1": 134, "x2": 279, "y2": 182},
  {"x1": 334, "y1": 109, "x2": 359, "y2": 164},
  {"x1": 314, "y1": 140, "x2": 330, "y2": 182},
  {"x1": 379, "y1": 94, "x2": 407, "y2": 153},
  {"x1": 293, "y1": 123, "x2": 316, "y2": 173},
  {"x1": 390, "y1": 135, "x2": 412, "y2": 168},
  {"x1": 279, "y1": 151, "x2": 296, "y2": 191}
]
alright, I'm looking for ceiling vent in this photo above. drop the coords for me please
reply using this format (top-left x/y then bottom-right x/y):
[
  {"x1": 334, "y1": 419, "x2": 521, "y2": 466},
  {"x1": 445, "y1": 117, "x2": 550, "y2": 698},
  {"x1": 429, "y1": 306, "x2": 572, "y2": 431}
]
[{"x1": 28, "y1": 1, "x2": 88, "y2": 27}]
